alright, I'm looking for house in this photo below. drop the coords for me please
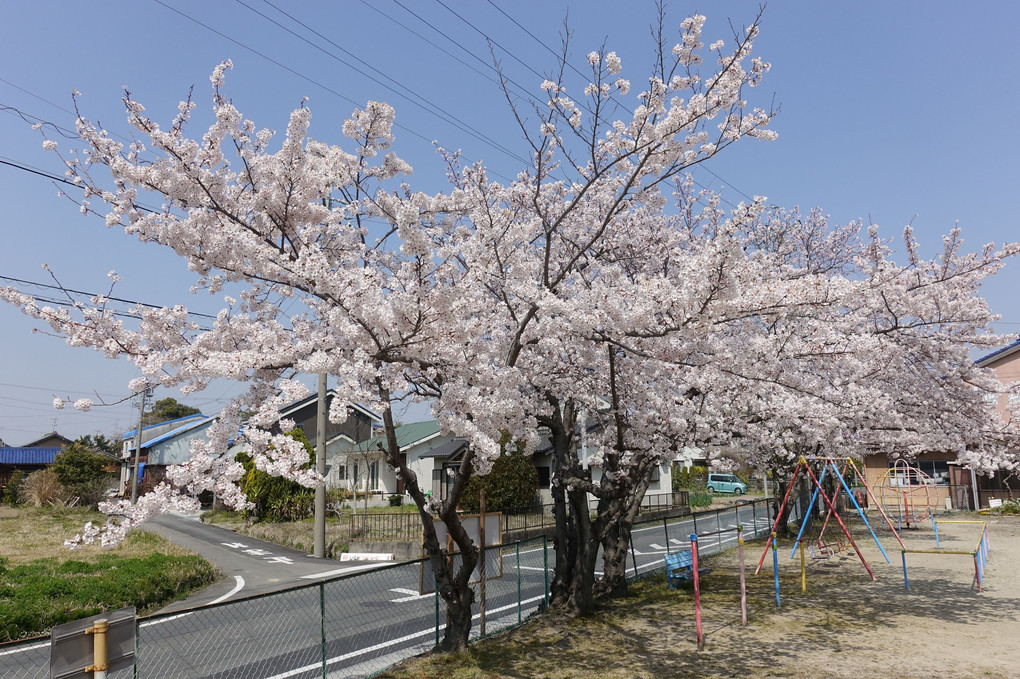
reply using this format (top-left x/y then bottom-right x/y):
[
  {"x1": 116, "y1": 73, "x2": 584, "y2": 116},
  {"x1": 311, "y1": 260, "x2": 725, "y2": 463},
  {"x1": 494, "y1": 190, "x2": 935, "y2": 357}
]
[
  {"x1": 277, "y1": 392, "x2": 379, "y2": 455},
  {"x1": 118, "y1": 392, "x2": 380, "y2": 494},
  {"x1": 20, "y1": 431, "x2": 73, "y2": 449},
  {"x1": 860, "y1": 339, "x2": 1020, "y2": 511},
  {"x1": 338, "y1": 420, "x2": 456, "y2": 497},
  {"x1": 0, "y1": 431, "x2": 72, "y2": 489},
  {"x1": 119, "y1": 414, "x2": 218, "y2": 493}
]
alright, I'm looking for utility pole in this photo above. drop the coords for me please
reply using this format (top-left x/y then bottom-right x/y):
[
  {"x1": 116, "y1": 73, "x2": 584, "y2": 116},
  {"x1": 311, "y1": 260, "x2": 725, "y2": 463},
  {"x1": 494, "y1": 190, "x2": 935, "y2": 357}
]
[
  {"x1": 129, "y1": 387, "x2": 151, "y2": 504},
  {"x1": 313, "y1": 373, "x2": 327, "y2": 558}
]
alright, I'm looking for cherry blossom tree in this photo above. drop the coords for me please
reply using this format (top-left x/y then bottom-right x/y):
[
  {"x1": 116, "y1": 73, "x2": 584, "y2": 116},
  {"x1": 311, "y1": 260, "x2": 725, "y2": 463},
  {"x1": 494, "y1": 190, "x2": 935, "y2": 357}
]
[{"x1": 4, "y1": 6, "x2": 1019, "y2": 649}]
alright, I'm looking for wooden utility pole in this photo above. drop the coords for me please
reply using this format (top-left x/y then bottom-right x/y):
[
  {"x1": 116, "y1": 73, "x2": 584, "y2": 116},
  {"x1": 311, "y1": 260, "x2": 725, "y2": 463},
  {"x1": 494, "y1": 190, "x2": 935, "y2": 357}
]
[{"x1": 129, "y1": 388, "x2": 149, "y2": 504}]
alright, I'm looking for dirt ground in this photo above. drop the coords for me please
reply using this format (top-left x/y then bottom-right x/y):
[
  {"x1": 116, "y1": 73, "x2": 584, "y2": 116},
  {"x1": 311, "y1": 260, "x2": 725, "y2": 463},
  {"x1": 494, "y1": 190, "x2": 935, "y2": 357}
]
[
  {"x1": 657, "y1": 514, "x2": 1020, "y2": 679},
  {"x1": 383, "y1": 513, "x2": 1019, "y2": 679}
]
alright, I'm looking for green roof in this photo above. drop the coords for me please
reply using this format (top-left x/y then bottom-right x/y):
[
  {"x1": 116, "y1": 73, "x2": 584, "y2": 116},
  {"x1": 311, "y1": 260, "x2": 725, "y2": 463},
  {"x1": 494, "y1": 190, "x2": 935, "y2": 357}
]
[{"x1": 352, "y1": 420, "x2": 441, "y2": 453}]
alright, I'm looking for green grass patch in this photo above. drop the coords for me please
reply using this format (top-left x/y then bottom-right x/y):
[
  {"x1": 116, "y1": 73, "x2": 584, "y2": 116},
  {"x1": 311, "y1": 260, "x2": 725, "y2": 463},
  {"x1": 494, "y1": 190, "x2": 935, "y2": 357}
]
[{"x1": 0, "y1": 508, "x2": 217, "y2": 642}]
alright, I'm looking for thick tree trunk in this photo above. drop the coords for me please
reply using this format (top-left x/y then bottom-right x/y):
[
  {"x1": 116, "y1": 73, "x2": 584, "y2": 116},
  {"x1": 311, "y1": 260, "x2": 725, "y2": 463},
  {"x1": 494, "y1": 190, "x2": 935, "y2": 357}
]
[
  {"x1": 594, "y1": 471, "x2": 651, "y2": 598},
  {"x1": 377, "y1": 386, "x2": 477, "y2": 653},
  {"x1": 562, "y1": 486, "x2": 598, "y2": 615}
]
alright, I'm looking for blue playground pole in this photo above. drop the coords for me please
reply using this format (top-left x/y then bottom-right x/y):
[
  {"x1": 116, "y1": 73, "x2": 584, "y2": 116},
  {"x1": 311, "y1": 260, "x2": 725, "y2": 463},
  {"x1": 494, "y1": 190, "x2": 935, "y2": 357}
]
[
  {"x1": 772, "y1": 532, "x2": 781, "y2": 608},
  {"x1": 831, "y1": 462, "x2": 890, "y2": 563},
  {"x1": 933, "y1": 518, "x2": 941, "y2": 548},
  {"x1": 789, "y1": 464, "x2": 828, "y2": 559},
  {"x1": 901, "y1": 551, "x2": 909, "y2": 590}
]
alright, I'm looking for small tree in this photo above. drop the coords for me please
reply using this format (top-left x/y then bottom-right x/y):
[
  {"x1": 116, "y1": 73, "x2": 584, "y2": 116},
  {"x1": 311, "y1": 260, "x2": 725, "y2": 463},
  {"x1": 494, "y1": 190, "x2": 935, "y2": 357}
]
[
  {"x1": 144, "y1": 398, "x2": 201, "y2": 426},
  {"x1": 459, "y1": 452, "x2": 538, "y2": 513},
  {"x1": 52, "y1": 442, "x2": 115, "y2": 506}
]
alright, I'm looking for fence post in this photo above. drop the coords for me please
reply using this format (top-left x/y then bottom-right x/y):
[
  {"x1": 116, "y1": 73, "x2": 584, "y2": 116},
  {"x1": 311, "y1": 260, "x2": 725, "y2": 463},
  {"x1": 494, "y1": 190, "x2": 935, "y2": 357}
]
[
  {"x1": 434, "y1": 581, "x2": 440, "y2": 647},
  {"x1": 692, "y1": 510, "x2": 698, "y2": 536},
  {"x1": 691, "y1": 534, "x2": 704, "y2": 651},
  {"x1": 752, "y1": 500, "x2": 758, "y2": 538},
  {"x1": 630, "y1": 539, "x2": 639, "y2": 578},
  {"x1": 543, "y1": 537, "x2": 550, "y2": 607},
  {"x1": 663, "y1": 517, "x2": 669, "y2": 552},
  {"x1": 320, "y1": 582, "x2": 327, "y2": 678},
  {"x1": 517, "y1": 541, "x2": 522, "y2": 624},
  {"x1": 737, "y1": 525, "x2": 747, "y2": 626}
]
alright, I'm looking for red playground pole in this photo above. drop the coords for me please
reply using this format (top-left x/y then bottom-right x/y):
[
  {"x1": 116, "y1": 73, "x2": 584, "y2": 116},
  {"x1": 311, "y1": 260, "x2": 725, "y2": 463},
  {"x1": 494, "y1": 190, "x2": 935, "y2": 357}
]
[
  {"x1": 691, "y1": 534, "x2": 704, "y2": 651},
  {"x1": 756, "y1": 464, "x2": 804, "y2": 575}
]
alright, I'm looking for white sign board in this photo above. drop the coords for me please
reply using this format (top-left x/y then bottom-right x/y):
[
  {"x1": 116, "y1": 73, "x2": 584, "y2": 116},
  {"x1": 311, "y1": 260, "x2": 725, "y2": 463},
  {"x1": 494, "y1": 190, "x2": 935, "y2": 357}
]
[{"x1": 989, "y1": 498, "x2": 1004, "y2": 508}]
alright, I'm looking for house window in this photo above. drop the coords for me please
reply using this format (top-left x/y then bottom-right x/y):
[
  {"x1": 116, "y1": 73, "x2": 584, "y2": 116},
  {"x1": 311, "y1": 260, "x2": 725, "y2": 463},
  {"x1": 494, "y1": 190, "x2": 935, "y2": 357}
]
[
  {"x1": 536, "y1": 466, "x2": 551, "y2": 489},
  {"x1": 337, "y1": 465, "x2": 347, "y2": 481},
  {"x1": 369, "y1": 461, "x2": 379, "y2": 491},
  {"x1": 887, "y1": 460, "x2": 950, "y2": 486}
]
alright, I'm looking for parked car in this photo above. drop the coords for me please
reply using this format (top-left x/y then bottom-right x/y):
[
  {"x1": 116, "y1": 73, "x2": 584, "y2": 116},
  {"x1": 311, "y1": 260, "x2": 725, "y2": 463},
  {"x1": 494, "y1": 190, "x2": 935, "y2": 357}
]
[{"x1": 706, "y1": 473, "x2": 747, "y2": 494}]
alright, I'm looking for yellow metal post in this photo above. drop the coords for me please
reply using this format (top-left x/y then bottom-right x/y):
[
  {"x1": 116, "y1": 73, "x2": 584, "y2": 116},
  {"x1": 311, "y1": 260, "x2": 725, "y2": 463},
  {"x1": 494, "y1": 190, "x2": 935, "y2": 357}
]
[{"x1": 85, "y1": 618, "x2": 109, "y2": 678}]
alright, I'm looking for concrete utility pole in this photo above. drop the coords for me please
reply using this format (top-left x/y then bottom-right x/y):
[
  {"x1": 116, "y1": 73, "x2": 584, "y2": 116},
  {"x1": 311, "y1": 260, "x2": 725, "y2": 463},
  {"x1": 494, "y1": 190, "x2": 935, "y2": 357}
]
[
  {"x1": 129, "y1": 387, "x2": 150, "y2": 504},
  {"x1": 313, "y1": 373, "x2": 327, "y2": 558}
]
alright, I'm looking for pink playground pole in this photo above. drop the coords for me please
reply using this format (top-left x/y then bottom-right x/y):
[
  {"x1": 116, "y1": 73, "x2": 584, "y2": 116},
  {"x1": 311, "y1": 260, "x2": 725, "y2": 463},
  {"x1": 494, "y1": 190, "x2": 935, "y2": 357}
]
[
  {"x1": 738, "y1": 525, "x2": 747, "y2": 626},
  {"x1": 691, "y1": 534, "x2": 704, "y2": 651}
]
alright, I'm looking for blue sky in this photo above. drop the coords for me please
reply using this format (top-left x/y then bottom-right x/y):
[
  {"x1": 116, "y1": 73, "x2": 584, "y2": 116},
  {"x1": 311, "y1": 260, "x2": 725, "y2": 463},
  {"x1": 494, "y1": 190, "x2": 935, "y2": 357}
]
[{"x1": 2, "y1": 1, "x2": 1018, "y2": 444}]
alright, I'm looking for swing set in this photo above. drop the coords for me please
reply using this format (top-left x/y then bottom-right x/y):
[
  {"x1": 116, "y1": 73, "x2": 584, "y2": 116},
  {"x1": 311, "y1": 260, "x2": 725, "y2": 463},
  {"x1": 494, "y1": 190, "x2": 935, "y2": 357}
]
[{"x1": 754, "y1": 456, "x2": 904, "y2": 602}]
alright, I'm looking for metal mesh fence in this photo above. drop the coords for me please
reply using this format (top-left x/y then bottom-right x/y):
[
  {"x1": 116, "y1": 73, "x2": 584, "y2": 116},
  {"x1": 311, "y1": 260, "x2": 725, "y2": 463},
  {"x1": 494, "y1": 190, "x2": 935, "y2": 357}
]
[
  {"x1": 5, "y1": 502, "x2": 788, "y2": 679},
  {"x1": 0, "y1": 536, "x2": 550, "y2": 679}
]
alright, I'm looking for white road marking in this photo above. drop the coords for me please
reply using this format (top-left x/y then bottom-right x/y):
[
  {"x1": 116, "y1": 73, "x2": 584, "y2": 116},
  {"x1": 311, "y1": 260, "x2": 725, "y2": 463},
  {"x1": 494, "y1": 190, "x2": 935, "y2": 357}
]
[
  {"x1": 264, "y1": 594, "x2": 549, "y2": 679},
  {"x1": 209, "y1": 575, "x2": 245, "y2": 605},
  {"x1": 300, "y1": 562, "x2": 390, "y2": 579}
]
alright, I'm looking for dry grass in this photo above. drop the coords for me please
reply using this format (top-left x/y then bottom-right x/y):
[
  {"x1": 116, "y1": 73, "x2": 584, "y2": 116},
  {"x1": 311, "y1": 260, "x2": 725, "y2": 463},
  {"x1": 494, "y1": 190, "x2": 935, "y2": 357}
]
[
  {"x1": 0, "y1": 505, "x2": 201, "y2": 564},
  {"x1": 378, "y1": 517, "x2": 1020, "y2": 679}
]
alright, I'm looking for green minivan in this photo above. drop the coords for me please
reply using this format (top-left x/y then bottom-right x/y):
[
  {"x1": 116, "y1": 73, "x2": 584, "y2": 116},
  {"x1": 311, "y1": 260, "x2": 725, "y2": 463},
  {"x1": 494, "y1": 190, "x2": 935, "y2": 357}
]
[{"x1": 707, "y1": 473, "x2": 747, "y2": 494}]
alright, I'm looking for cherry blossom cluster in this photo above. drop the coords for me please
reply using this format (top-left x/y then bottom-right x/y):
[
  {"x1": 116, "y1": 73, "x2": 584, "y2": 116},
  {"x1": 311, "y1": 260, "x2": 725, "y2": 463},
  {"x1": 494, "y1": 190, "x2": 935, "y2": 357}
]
[{"x1": 6, "y1": 11, "x2": 1018, "y2": 554}]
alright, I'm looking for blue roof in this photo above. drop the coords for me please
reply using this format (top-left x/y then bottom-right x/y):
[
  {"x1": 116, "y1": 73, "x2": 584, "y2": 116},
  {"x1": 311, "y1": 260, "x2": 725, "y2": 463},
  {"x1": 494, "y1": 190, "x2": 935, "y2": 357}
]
[
  {"x1": 0, "y1": 447, "x2": 61, "y2": 465},
  {"x1": 975, "y1": 339, "x2": 1020, "y2": 367},
  {"x1": 122, "y1": 413, "x2": 206, "y2": 439}
]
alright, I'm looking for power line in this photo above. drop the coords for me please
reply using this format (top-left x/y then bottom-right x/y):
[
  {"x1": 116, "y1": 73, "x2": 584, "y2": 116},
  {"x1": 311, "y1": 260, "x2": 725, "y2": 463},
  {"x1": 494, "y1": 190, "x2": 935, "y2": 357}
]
[{"x1": 245, "y1": 0, "x2": 528, "y2": 166}]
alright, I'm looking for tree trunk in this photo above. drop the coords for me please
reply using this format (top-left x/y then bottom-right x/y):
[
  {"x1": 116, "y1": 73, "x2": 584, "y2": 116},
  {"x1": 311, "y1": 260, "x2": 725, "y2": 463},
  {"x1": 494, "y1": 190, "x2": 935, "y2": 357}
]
[
  {"x1": 376, "y1": 385, "x2": 477, "y2": 653},
  {"x1": 594, "y1": 470, "x2": 651, "y2": 599}
]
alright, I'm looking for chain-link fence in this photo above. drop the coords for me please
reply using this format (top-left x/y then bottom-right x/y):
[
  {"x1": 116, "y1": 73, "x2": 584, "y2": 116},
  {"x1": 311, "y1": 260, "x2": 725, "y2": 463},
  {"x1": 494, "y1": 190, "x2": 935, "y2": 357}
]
[
  {"x1": 0, "y1": 536, "x2": 551, "y2": 679},
  {"x1": 1, "y1": 501, "x2": 777, "y2": 679}
]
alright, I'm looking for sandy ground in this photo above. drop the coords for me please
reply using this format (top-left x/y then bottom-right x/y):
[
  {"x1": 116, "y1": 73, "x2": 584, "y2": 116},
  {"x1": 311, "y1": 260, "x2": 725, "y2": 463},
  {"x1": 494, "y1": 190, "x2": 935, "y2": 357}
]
[{"x1": 682, "y1": 514, "x2": 1020, "y2": 679}]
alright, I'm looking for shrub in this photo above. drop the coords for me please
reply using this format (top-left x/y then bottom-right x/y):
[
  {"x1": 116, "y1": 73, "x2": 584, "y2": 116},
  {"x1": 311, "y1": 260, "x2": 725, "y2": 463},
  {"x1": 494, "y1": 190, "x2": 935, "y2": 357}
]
[
  {"x1": 22, "y1": 469, "x2": 65, "y2": 506},
  {"x1": 460, "y1": 452, "x2": 538, "y2": 513},
  {"x1": 4, "y1": 469, "x2": 25, "y2": 506},
  {"x1": 237, "y1": 428, "x2": 316, "y2": 522},
  {"x1": 52, "y1": 442, "x2": 115, "y2": 507},
  {"x1": 388, "y1": 494, "x2": 403, "y2": 507}
]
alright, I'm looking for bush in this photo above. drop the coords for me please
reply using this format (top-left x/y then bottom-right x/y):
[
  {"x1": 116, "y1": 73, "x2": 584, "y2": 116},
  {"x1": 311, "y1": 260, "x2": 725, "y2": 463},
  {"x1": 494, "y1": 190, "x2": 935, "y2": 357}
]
[
  {"x1": 22, "y1": 469, "x2": 65, "y2": 506},
  {"x1": 237, "y1": 428, "x2": 316, "y2": 522},
  {"x1": 673, "y1": 464, "x2": 708, "y2": 493},
  {"x1": 388, "y1": 494, "x2": 403, "y2": 507},
  {"x1": 52, "y1": 442, "x2": 115, "y2": 507},
  {"x1": 0, "y1": 549, "x2": 216, "y2": 641},
  {"x1": 688, "y1": 491, "x2": 713, "y2": 508},
  {"x1": 460, "y1": 452, "x2": 538, "y2": 513},
  {"x1": 4, "y1": 470, "x2": 25, "y2": 506}
]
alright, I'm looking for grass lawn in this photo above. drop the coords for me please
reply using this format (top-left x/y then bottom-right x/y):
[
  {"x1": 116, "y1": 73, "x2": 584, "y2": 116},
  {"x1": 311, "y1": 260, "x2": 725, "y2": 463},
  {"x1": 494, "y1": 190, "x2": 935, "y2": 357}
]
[{"x1": 0, "y1": 506, "x2": 218, "y2": 642}]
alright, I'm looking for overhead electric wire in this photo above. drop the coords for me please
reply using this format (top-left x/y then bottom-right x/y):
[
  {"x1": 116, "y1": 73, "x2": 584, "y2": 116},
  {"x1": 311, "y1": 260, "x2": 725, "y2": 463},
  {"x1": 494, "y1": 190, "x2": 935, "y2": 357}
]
[{"x1": 246, "y1": 0, "x2": 529, "y2": 166}]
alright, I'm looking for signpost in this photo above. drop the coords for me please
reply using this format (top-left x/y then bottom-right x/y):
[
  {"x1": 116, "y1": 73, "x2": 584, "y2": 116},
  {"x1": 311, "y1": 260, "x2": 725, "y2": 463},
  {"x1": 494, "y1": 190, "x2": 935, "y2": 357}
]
[{"x1": 49, "y1": 606, "x2": 135, "y2": 679}]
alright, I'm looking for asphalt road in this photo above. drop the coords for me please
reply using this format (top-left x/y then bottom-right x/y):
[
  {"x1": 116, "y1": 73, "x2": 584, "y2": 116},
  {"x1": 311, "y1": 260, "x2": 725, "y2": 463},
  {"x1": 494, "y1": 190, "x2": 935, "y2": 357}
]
[
  {"x1": 142, "y1": 514, "x2": 390, "y2": 611},
  {"x1": 1, "y1": 500, "x2": 780, "y2": 679}
]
